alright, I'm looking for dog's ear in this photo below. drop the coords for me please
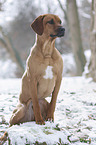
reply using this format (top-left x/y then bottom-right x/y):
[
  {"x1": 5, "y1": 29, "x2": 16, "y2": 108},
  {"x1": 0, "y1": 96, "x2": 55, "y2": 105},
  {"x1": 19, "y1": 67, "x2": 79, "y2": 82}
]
[{"x1": 31, "y1": 15, "x2": 45, "y2": 35}]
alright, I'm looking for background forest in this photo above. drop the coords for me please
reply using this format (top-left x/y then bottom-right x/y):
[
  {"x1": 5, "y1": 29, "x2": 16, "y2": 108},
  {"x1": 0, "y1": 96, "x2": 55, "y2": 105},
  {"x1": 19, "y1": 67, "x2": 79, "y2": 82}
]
[{"x1": 0, "y1": 0, "x2": 96, "y2": 81}]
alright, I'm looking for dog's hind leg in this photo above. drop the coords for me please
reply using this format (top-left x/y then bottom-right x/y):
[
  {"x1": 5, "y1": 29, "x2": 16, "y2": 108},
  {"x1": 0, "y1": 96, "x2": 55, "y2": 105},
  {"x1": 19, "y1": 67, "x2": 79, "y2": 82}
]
[
  {"x1": 9, "y1": 98, "x2": 49, "y2": 126},
  {"x1": 9, "y1": 103, "x2": 26, "y2": 126}
]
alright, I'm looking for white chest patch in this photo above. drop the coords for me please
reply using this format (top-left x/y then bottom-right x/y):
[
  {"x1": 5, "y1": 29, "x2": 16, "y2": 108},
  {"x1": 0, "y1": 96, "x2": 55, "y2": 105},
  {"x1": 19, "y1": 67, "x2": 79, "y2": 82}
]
[{"x1": 43, "y1": 66, "x2": 53, "y2": 79}]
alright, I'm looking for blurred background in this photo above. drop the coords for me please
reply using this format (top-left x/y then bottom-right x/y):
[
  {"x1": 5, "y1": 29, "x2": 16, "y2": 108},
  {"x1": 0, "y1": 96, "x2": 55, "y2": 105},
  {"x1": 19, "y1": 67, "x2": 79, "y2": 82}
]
[{"x1": 0, "y1": 0, "x2": 96, "y2": 80}]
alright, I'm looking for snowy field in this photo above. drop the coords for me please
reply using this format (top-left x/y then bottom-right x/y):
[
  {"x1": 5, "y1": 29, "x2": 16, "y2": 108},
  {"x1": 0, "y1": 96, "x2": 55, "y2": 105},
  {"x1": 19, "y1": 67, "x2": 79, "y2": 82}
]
[{"x1": 0, "y1": 76, "x2": 96, "y2": 144}]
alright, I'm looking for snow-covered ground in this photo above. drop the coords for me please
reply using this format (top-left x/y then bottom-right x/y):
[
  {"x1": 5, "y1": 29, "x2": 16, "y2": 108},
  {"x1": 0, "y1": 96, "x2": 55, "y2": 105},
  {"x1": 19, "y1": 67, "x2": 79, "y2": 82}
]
[{"x1": 0, "y1": 76, "x2": 96, "y2": 144}]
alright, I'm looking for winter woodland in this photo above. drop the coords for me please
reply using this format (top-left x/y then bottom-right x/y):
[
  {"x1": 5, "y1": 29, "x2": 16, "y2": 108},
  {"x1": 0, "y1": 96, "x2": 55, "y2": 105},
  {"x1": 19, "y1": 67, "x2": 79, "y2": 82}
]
[{"x1": 0, "y1": 0, "x2": 96, "y2": 144}]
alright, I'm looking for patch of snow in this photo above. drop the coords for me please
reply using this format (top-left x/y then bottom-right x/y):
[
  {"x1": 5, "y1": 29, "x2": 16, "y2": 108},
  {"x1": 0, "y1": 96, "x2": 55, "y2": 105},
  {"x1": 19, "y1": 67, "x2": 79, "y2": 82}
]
[
  {"x1": 0, "y1": 78, "x2": 21, "y2": 94},
  {"x1": 62, "y1": 53, "x2": 76, "y2": 76},
  {"x1": 7, "y1": 122, "x2": 69, "y2": 145},
  {"x1": 83, "y1": 49, "x2": 91, "y2": 75},
  {"x1": 0, "y1": 49, "x2": 17, "y2": 78},
  {"x1": 0, "y1": 60, "x2": 17, "y2": 78}
]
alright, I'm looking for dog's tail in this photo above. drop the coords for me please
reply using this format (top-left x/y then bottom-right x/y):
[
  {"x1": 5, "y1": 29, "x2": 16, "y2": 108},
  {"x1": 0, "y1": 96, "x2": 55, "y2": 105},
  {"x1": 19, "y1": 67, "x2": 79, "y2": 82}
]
[{"x1": 0, "y1": 131, "x2": 8, "y2": 145}]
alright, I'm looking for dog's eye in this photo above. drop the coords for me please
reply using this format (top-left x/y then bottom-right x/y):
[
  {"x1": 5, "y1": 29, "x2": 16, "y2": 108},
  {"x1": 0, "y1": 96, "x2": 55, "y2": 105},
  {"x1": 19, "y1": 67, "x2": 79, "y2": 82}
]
[
  {"x1": 47, "y1": 19, "x2": 54, "y2": 24},
  {"x1": 60, "y1": 20, "x2": 62, "y2": 24}
]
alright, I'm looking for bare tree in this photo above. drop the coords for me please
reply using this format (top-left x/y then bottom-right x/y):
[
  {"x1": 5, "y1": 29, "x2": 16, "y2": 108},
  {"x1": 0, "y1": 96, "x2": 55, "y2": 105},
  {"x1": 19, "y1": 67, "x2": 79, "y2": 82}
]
[
  {"x1": 89, "y1": 0, "x2": 96, "y2": 81},
  {"x1": 0, "y1": 26, "x2": 24, "y2": 74},
  {"x1": 67, "y1": 0, "x2": 86, "y2": 75},
  {"x1": 57, "y1": 0, "x2": 67, "y2": 21},
  {"x1": 0, "y1": 0, "x2": 24, "y2": 76},
  {"x1": 0, "y1": 1, "x2": 26, "y2": 76}
]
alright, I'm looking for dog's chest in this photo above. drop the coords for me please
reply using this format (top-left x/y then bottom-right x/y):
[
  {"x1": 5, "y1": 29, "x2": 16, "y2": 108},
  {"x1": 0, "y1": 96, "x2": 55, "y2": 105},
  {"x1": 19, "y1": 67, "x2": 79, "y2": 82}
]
[
  {"x1": 43, "y1": 66, "x2": 53, "y2": 79},
  {"x1": 37, "y1": 64, "x2": 57, "y2": 98}
]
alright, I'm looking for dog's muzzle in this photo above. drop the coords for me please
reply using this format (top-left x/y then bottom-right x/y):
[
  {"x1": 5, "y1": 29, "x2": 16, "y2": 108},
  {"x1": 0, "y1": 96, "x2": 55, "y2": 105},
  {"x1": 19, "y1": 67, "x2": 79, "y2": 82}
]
[{"x1": 50, "y1": 27, "x2": 65, "y2": 38}]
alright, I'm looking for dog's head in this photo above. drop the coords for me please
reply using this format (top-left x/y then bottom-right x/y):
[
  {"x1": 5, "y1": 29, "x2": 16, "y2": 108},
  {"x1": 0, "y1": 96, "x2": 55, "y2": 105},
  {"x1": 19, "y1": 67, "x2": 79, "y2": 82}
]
[{"x1": 31, "y1": 14, "x2": 65, "y2": 38}]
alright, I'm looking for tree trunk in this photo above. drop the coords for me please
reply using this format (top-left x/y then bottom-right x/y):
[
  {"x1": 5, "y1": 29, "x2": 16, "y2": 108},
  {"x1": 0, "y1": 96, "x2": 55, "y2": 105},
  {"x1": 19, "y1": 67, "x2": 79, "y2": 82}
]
[
  {"x1": 89, "y1": 0, "x2": 96, "y2": 81},
  {"x1": 67, "y1": 0, "x2": 86, "y2": 75}
]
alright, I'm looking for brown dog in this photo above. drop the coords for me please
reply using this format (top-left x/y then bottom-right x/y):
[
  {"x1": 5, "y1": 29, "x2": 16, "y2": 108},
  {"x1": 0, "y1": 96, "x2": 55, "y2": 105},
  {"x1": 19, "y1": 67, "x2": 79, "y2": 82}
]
[{"x1": 9, "y1": 14, "x2": 65, "y2": 126}]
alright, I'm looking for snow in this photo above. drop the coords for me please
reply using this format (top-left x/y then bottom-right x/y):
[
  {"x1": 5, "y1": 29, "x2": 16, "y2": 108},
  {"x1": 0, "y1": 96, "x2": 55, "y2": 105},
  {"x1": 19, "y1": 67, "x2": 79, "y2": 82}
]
[
  {"x1": 0, "y1": 76, "x2": 96, "y2": 144},
  {"x1": 62, "y1": 53, "x2": 76, "y2": 76},
  {"x1": 0, "y1": 60, "x2": 17, "y2": 78},
  {"x1": 8, "y1": 122, "x2": 69, "y2": 145},
  {"x1": 83, "y1": 49, "x2": 91, "y2": 75},
  {"x1": 0, "y1": 49, "x2": 17, "y2": 78}
]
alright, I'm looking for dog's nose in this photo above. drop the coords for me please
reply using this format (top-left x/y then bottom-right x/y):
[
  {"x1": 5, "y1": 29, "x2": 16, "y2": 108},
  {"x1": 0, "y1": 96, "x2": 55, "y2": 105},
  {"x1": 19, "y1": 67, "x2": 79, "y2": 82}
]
[
  {"x1": 57, "y1": 27, "x2": 65, "y2": 37},
  {"x1": 58, "y1": 27, "x2": 65, "y2": 33}
]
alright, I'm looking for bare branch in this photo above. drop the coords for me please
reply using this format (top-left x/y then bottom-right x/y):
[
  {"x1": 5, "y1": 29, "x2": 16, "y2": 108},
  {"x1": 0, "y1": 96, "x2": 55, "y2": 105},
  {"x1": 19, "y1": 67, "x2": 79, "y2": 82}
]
[{"x1": 57, "y1": 0, "x2": 68, "y2": 21}]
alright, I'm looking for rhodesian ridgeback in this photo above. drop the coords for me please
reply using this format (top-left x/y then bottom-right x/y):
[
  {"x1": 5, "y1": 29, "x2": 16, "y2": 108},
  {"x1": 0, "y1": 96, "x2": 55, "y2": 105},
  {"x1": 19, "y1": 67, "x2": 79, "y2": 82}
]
[{"x1": 9, "y1": 14, "x2": 65, "y2": 126}]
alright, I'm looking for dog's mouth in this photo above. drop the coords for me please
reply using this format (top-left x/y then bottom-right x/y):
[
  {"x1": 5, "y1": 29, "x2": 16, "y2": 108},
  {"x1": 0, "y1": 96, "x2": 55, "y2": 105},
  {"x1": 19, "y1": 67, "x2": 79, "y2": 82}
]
[{"x1": 50, "y1": 27, "x2": 65, "y2": 38}]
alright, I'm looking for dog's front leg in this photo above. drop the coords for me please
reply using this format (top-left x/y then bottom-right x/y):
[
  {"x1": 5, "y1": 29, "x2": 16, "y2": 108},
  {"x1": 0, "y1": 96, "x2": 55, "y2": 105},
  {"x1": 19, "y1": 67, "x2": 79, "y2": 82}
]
[
  {"x1": 28, "y1": 76, "x2": 45, "y2": 125},
  {"x1": 46, "y1": 75, "x2": 62, "y2": 121}
]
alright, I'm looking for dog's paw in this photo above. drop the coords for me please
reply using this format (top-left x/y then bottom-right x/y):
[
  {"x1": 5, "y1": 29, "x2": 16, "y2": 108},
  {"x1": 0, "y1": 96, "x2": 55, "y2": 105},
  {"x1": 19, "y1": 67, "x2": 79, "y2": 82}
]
[
  {"x1": 46, "y1": 115, "x2": 54, "y2": 122},
  {"x1": 46, "y1": 118, "x2": 54, "y2": 123},
  {"x1": 36, "y1": 119, "x2": 45, "y2": 125}
]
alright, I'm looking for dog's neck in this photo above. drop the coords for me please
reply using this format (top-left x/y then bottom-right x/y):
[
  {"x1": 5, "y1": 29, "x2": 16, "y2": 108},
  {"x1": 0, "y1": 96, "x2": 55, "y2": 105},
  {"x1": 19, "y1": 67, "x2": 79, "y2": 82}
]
[{"x1": 36, "y1": 35, "x2": 55, "y2": 58}]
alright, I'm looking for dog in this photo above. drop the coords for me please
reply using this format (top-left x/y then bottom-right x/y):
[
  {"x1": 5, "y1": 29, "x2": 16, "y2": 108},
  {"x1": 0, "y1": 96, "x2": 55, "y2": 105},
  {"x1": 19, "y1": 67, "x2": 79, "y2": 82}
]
[{"x1": 9, "y1": 14, "x2": 65, "y2": 126}]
